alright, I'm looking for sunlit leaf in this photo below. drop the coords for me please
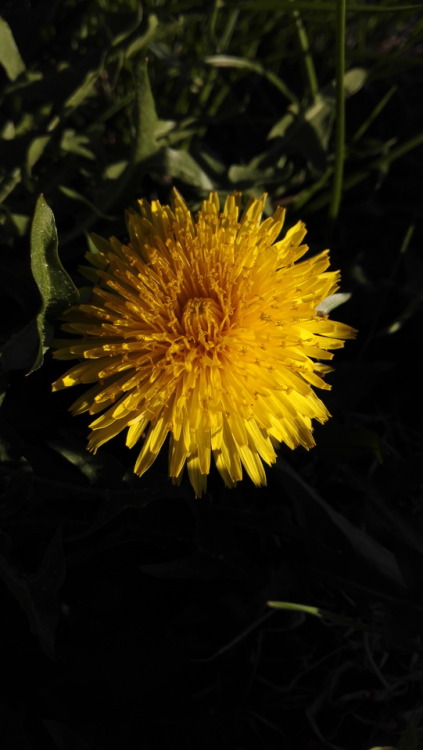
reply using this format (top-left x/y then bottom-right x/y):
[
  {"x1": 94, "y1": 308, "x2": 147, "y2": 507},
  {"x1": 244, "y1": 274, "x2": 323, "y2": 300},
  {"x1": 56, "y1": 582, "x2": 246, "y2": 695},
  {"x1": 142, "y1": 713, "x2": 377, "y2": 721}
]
[
  {"x1": 269, "y1": 69, "x2": 366, "y2": 152},
  {"x1": 60, "y1": 130, "x2": 96, "y2": 160},
  {"x1": 103, "y1": 160, "x2": 129, "y2": 180},
  {"x1": 0, "y1": 16, "x2": 25, "y2": 81},
  {"x1": 124, "y1": 14, "x2": 160, "y2": 59},
  {"x1": 29, "y1": 195, "x2": 79, "y2": 373},
  {"x1": 267, "y1": 600, "x2": 376, "y2": 632},
  {"x1": 26, "y1": 134, "x2": 51, "y2": 175},
  {"x1": 64, "y1": 69, "x2": 98, "y2": 112},
  {"x1": 163, "y1": 148, "x2": 214, "y2": 190},
  {"x1": 132, "y1": 56, "x2": 160, "y2": 163}
]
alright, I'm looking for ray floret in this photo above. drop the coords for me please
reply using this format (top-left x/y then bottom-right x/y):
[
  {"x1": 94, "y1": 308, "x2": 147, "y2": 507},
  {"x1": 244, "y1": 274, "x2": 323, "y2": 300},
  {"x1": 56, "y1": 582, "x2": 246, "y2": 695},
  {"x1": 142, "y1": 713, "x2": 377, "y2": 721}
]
[{"x1": 53, "y1": 190, "x2": 356, "y2": 496}]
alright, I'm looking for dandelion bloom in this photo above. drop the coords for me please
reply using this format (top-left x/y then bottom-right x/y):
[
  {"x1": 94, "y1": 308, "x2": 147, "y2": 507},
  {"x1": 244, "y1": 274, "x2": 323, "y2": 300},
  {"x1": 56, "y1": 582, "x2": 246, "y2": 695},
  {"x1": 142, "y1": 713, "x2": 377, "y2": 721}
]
[{"x1": 52, "y1": 190, "x2": 355, "y2": 496}]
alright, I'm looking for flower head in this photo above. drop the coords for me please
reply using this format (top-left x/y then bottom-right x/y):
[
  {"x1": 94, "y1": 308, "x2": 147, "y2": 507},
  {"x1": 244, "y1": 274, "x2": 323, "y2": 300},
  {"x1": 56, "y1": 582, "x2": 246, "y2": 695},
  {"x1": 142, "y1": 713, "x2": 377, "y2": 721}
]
[{"x1": 52, "y1": 190, "x2": 355, "y2": 496}]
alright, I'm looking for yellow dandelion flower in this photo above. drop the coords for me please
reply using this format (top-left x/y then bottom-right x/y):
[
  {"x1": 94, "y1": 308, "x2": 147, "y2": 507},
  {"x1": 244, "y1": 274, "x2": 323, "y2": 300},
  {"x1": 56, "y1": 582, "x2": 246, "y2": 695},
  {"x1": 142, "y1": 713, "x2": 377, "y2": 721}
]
[{"x1": 52, "y1": 190, "x2": 356, "y2": 497}]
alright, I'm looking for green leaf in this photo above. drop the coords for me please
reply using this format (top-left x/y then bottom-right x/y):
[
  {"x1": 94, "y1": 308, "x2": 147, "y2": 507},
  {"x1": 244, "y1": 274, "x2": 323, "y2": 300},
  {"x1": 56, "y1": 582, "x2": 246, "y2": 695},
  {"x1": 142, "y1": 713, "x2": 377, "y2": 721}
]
[
  {"x1": 205, "y1": 54, "x2": 298, "y2": 105},
  {"x1": 48, "y1": 443, "x2": 102, "y2": 485},
  {"x1": 0, "y1": 167, "x2": 22, "y2": 204},
  {"x1": 60, "y1": 130, "x2": 96, "y2": 160},
  {"x1": 58, "y1": 185, "x2": 116, "y2": 220},
  {"x1": 228, "y1": 149, "x2": 288, "y2": 189},
  {"x1": 48, "y1": 440, "x2": 123, "y2": 486},
  {"x1": 269, "y1": 69, "x2": 366, "y2": 151},
  {"x1": 64, "y1": 69, "x2": 98, "y2": 112},
  {"x1": 132, "y1": 57, "x2": 160, "y2": 163},
  {"x1": 267, "y1": 600, "x2": 407, "y2": 643},
  {"x1": 343, "y1": 67, "x2": 367, "y2": 95},
  {"x1": 108, "y1": 5, "x2": 143, "y2": 49},
  {"x1": 123, "y1": 14, "x2": 160, "y2": 60},
  {"x1": 267, "y1": 600, "x2": 367, "y2": 629},
  {"x1": 29, "y1": 195, "x2": 79, "y2": 373},
  {"x1": 352, "y1": 86, "x2": 397, "y2": 143},
  {"x1": 0, "y1": 16, "x2": 25, "y2": 81},
  {"x1": 277, "y1": 459, "x2": 405, "y2": 587},
  {"x1": 26, "y1": 134, "x2": 51, "y2": 175},
  {"x1": 0, "y1": 319, "x2": 42, "y2": 373},
  {"x1": 103, "y1": 160, "x2": 128, "y2": 180},
  {"x1": 164, "y1": 148, "x2": 214, "y2": 190}
]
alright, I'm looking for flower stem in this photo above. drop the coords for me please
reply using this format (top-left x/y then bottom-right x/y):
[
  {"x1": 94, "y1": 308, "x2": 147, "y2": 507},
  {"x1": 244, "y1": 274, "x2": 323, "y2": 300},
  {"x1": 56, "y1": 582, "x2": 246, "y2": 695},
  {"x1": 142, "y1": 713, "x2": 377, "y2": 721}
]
[
  {"x1": 328, "y1": 0, "x2": 346, "y2": 228},
  {"x1": 292, "y1": 7, "x2": 318, "y2": 101}
]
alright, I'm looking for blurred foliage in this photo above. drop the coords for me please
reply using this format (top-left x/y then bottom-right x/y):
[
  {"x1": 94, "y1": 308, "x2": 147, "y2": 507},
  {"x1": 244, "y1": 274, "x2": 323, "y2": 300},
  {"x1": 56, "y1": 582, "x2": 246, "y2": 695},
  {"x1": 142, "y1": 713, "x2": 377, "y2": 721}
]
[{"x1": 1, "y1": 1, "x2": 423, "y2": 749}]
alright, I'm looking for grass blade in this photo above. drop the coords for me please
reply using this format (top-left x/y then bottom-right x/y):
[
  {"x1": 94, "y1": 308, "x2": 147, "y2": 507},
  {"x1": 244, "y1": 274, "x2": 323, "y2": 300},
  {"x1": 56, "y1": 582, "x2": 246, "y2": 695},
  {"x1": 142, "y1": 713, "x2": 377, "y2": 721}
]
[{"x1": 328, "y1": 0, "x2": 346, "y2": 227}]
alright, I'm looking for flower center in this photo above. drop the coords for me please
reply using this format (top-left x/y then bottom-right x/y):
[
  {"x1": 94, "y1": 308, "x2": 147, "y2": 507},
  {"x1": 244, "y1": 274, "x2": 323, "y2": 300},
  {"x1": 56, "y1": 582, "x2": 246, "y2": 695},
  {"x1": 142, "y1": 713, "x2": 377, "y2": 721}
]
[{"x1": 181, "y1": 297, "x2": 222, "y2": 346}]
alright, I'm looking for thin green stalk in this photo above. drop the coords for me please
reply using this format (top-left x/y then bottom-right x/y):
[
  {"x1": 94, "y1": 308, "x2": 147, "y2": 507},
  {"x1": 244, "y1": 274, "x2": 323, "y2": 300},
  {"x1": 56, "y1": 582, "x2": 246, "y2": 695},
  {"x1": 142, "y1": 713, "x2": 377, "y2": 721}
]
[
  {"x1": 375, "y1": 129, "x2": 423, "y2": 167},
  {"x1": 198, "y1": 10, "x2": 239, "y2": 110},
  {"x1": 328, "y1": 0, "x2": 346, "y2": 227},
  {"x1": 352, "y1": 85, "x2": 397, "y2": 143},
  {"x1": 268, "y1": 601, "x2": 380, "y2": 635},
  {"x1": 209, "y1": 0, "x2": 220, "y2": 45},
  {"x1": 291, "y1": 7, "x2": 318, "y2": 101},
  {"x1": 293, "y1": 166, "x2": 333, "y2": 211}
]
